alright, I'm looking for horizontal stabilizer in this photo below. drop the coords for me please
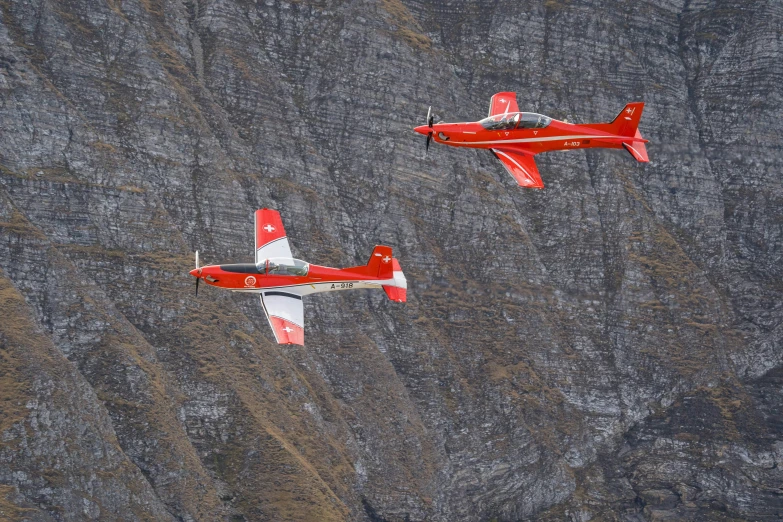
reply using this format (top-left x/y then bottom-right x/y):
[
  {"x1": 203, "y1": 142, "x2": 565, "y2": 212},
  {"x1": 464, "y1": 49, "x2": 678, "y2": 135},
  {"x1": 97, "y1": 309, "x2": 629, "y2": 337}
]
[
  {"x1": 383, "y1": 285, "x2": 406, "y2": 302},
  {"x1": 622, "y1": 129, "x2": 649, "y2": 162},
  {"x1": 491, "y1": 148, "x2": 544, "y2": 189},
  {"x1": 383, "y1": 258, "x2": 407, "y2": 302}
]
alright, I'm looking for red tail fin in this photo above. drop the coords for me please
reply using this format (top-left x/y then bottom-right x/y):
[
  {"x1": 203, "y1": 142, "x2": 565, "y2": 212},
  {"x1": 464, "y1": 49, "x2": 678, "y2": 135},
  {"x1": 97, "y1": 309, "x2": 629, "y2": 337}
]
[
  {"x1": 345, "y1": 249, "x2": 407, "y2": 302},
  {"x1": 611, "y1": 102, "x2": 645, "y2": 137},
  {"x1": 359, "y1": 245, "x2": 394, "y2": 279}
]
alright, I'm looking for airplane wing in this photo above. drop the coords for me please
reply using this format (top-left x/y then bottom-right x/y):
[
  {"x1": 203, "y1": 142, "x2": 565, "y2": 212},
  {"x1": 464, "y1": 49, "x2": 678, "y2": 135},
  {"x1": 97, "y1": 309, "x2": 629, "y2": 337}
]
[
  {"x1": 488, "y1": 92, "x2": 519, "y2": 117},
  {"x1": 491, "y1": 148, "x2": 545, "y2": 189},
  {"x1": 255, "y1": 209, "x2": 293, "y2": 264},
  {"x1": 260, "y1": 291, "x2": 304, "y2": 345}
]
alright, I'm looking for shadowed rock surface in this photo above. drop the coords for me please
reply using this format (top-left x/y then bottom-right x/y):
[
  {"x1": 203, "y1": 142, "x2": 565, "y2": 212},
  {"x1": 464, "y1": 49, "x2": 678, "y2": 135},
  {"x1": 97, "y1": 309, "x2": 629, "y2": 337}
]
[{"x1": 0, "y1": 0, "x2": 780, "y2": 520}]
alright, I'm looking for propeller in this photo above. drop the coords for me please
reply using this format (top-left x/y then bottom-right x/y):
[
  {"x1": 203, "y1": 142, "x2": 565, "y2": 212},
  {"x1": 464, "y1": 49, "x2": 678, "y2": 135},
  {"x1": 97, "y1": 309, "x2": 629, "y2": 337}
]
[
  {"x1": 425, "y1": 106, "x2": 434, "y2": 152},
  {"x1": 195, "y1": 250, "x2": 200, "y2": 297}
]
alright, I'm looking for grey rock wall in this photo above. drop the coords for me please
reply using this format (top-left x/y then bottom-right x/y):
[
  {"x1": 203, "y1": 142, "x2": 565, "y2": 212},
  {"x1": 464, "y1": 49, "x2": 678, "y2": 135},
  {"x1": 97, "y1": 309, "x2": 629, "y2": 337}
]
[{"x1": 0, "y1": 0, "x2": 780, "y2": 520}]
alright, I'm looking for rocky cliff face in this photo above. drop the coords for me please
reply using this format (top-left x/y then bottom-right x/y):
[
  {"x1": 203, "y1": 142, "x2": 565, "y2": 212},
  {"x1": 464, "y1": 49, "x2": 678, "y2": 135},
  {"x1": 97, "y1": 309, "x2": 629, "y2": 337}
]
[{"x1": 0, "y1": 0, "x2": 780, "y2": 520}]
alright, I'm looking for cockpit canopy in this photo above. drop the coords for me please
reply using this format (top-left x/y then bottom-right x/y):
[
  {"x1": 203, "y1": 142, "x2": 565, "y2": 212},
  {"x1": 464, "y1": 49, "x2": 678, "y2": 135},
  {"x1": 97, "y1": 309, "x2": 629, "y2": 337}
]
[
  {"x1": 258, "y1": 257, "x2": 309, "y2": 276},
  {"x1": 479, "y1": 112, "x2": 552, "y2": 131}
]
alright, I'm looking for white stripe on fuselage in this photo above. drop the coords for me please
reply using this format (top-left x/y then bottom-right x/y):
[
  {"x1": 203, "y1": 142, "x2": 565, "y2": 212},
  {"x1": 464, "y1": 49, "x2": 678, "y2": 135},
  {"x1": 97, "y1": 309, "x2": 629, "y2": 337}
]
[
  {"x1": 444, "y1": 134, "x2": 646, "y2": 147},
  {"x1": 451, "y1": 134, "x2": 598, "y2": 146},
  {"x1": 230, "y1": 278, "x2": 400, "y2": 296}
]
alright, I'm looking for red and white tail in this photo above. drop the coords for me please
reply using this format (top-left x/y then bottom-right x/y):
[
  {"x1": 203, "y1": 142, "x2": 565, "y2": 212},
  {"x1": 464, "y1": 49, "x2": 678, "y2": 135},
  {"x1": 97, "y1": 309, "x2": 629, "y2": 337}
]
[
  {"x1": 611, "y1": 102, "x2": 649, "y2": 163},
  {"x1": 382, "y1": 258, "x2": 407, "y2": 303},
  {"x1": 611, "y1": 102, "x2": 644, "y2": 137},
  {"x1": 346, "y1": 246, "x2": 407, "y2": 302},
  {"x1": 364, "y1": 245, "x2": 394, "y2": 279}
]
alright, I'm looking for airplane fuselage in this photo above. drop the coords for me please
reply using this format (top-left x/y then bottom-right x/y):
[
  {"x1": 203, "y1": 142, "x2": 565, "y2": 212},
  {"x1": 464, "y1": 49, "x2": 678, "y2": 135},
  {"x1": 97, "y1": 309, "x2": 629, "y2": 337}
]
[
  {"x1": 191, "y1": 209, "x2": 406, "y2": 345},
  {"x1": 415, "y1": 119, "x2": 636, "y2": 155},
  {"x1": 190, "y1": 263, "x2": 397, "y2": 296},
  {"x1": 416, "y1": 95, "x2": 647, "y2": 188}
]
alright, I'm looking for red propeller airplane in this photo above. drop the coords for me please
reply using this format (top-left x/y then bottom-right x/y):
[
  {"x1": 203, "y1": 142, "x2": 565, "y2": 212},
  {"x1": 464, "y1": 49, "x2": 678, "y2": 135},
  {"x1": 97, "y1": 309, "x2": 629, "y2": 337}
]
[
  {"x1": 189, "y1": 209, "x2": 407, "y2": 345},
  {"x1": 414, "y1": 92, "x2": 649, "y2": 189}
]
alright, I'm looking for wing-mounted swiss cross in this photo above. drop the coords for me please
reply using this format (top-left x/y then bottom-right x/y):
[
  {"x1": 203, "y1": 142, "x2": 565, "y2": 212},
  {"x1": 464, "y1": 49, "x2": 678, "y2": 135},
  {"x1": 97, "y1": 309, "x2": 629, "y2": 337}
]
[
  {"x1": 488, "y1": 92, "x2": 520, "y2": 117},
  {"x1": 254, "y1": 209, "x2": 293, "y2": 264},
  {"x1": 414, "y1": 90, "x2": 649, "y2": 189},
  {"x1": 260, "y1": 292, "x2": 305, "y2": 345},
  {"x1": 190, "y1": 207, "x2": 408, "y2": 347}
]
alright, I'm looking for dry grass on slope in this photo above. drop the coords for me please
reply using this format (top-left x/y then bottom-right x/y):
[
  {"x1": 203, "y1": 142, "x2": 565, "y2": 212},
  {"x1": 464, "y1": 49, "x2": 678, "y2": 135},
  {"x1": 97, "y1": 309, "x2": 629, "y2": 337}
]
[{"x1": 0, "y1": 272, "x2": 35, "y2": 436}]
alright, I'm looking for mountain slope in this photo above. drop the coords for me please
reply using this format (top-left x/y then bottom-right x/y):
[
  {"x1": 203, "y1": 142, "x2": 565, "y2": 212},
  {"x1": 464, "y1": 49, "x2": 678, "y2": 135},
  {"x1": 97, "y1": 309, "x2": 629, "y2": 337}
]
[{"x1": 0, "y1": 0, "x2": 780, "y2": 520}]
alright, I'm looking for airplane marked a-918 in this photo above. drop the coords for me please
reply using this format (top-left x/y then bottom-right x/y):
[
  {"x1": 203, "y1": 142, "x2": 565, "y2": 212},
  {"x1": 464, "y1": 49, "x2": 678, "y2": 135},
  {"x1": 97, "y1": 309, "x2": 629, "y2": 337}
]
[
  {"x1": 190, "y1": 209, "x2": 406, "y2": 345},
  {"x1": 414, "y1": 92, "x2": 649, "y2": 189}
]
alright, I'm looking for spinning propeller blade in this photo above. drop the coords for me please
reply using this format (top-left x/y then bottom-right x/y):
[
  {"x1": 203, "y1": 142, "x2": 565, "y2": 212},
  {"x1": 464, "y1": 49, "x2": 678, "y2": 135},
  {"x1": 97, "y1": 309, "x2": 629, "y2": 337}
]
[
  {"x1": 425, "y1": 106, "x2": 434, "y2": 153},
  {"x1": 195, "y1": 250, "x2": 200, "y2": 296}
]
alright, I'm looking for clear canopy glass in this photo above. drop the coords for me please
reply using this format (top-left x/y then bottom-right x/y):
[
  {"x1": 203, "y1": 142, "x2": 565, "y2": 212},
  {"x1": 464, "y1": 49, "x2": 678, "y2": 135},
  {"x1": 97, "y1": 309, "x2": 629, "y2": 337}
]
[
  {"x1": 259, "y1": 257, "x2": 309, "y2": 276},
  {"x1": 479, "y1": 112, "x2": 551, "y2": 131}
]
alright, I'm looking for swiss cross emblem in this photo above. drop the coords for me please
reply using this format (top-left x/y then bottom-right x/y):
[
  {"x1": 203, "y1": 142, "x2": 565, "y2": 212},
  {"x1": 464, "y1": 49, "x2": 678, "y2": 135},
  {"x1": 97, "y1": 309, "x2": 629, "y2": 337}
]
[
  {"x1": 263, "y1": 224, "x2": 275, "y2": 232},
  {"x1": 382, "y1": 256, "x2": 391, "y2": 263},
  {"x1": 282, "y1": 326, "x2": 293, "y2": 333},
  {"x1": 626, "y1": 107, "x2": 635, "y2": 115},
  {"x1": 500, "y1": 98, "x2": 505, "y2": 103}
]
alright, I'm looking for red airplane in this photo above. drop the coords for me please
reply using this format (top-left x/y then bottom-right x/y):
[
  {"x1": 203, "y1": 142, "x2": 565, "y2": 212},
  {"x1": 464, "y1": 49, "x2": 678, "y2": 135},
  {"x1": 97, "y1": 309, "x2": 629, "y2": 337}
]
[
  {"x1": 414, "y1": 92, "x2": 649, "y2": 189},
  {"x1": 189, "y1": 209, "x2": 407, "y2": 345}
]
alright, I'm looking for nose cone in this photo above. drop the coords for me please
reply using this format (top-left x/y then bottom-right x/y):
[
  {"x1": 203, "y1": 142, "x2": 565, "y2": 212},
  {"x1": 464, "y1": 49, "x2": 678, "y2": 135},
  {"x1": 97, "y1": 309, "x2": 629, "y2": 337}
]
[
  {"x1": 414, "y1": 125, "x2": 430, "y2": 136},
  {"x1": 189, "y1": 268, "x2": 200, "y2": 278}
]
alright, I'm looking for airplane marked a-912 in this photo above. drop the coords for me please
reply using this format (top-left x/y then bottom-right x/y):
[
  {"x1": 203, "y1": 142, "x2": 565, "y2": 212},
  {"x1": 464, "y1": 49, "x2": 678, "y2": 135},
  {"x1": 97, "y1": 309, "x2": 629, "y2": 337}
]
[
  {"x1": 190, "y1": 209, "x2": 407, "y2": 345},
  {"x1": 415, "y1": 92, "x2": 649, "y2": 189}
]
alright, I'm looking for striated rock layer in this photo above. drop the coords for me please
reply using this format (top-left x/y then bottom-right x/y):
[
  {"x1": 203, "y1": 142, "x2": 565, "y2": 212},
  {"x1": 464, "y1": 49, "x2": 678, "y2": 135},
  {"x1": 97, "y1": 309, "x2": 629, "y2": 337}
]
[{"x1": 0, "y1": 0, "x2": 780, "y2": 520}]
